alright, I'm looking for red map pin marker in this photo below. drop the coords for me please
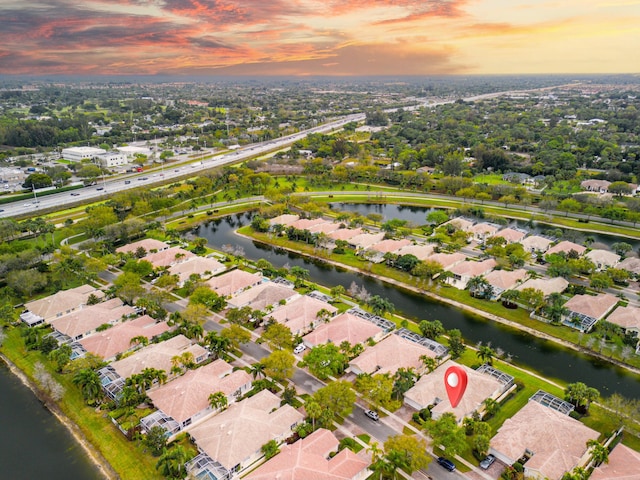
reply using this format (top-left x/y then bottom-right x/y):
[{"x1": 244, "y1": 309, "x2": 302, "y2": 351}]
[{"x1": 445, "y1": 365, "x2": 468, "y2": 408}]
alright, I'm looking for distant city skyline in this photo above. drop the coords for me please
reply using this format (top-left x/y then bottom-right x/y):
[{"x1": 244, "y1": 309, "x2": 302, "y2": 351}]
[{"x1": 2, "y1": 0, "x2": 639, "y2": 76}]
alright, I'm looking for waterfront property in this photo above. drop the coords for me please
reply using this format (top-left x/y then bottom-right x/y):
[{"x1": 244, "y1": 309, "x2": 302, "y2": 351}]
[
  {"x1": 562, "y1": 293, "x2": 619, "y2": 332},
  {"x1": 244, "y1": 428, "x2": 371, "y2": 480},
  {"x1": 141, "y1": 359, "x2": 252, "y2": 437},
  {"x1": 403, "y1": 360, "x2": 511, "y2": 422},
  {"x1": 23, "y1": 284, "x2": 103, "y2": 323},
  {"x1": 484, "y1": 268, "x2": 528, "y2": 299},
  {"x1": 446, "y1": 258, "x2": 497, "y2": 290},
  {"x1": 490, "y1": 391, "x2": 599, "y2": 480},
  {"x1": 590, "y1": 443, "x2": 640, "y2": 480},
  {"x1": 186, "y1": 390, "x2": 303, "y2": 479},
  {"x1": 141, "y1": 246, "x2": 196, "y2": 268},
  {"x1": 585, "y1": 249, "x2": 620, "y2": 270}
]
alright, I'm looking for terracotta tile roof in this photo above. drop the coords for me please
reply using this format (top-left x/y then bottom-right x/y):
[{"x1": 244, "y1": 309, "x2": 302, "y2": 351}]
[
  {"x1": 590, "y1": 444, "x2": 640, "y2": 480},
  {"x1": 188, "y1": 390, "x2": 304, "y2": 471},
  {"x1": 349, "y1": 335, "x2": 437, "y2": 376},
  {"x1": 618, "y1": 257, "x2": 640, "y2": 274},
  {"x1": 521, "y1": 235, "x2": 553, "y2": 252},
  {"x1": 395, "y1": 244, "x2": 435, "y2": 260},
  {"x1": 447, "y1": 258, "x2": 497, "y2": 277},
  {"x1": 245, "y1": 428, "x2": 370, "y2": 480},
  {"x1": 78, "y1": 315, "x2": 170, "y2": 361},
  {"x1": 307, "y1": 222, "x2": 342, "y2": 234},
  {"x1": 289, "y1": 218, "x2": 327, "y2": 230},
  {"x1": 517, "y1": 277, "x2": 568, "y2": 297},
  {"x1": 25, "y1": 284, "x2": 103, "y2": 321},
  {"x1": 485, "y1": 269, "x2": 528, "y2": 291},
  {"x1": 426, "y1": 252, "x2": 466, "y2": 270},
  {"x1": 547, "y1": 241, "x2": 586, "y2": 256},
  {"x1": 110, "y1": 335, "x2": 208, "y2": 379},
  {"x1": 369, "y1": 239, "x2": 412, "y2": 254},
  {"x1": 564, "y1": 293, "x2": 619, "y2": 320},
  {"x1": 269, "y1": 214, "x2": 299, "y2": 226},
  {"x1": 168, "y1": 256, "x2": 226, "y2": 284},
  {"x1": 404, "y1": 360, "x2": 503, "y2": 420},
  {"x1": 303, "y1": 312, "x2": 384, "y2": 347},
  {"x1": 586, "y1": 249, "x2": 620, "y2": 268},
  {"x1": 491, "y1": 400, "x2": 598, "y2": 480},
  {"x1": 442, "y1": 218, "x2": 474, "y2": 231},
  {"x1": 116, "y1": 238, "x2": 169, "y2": 254},
  {"x1": 205, "y1": 270, "x2": 263, "y2": 297},
  {"x1": 147, "y1": 359, "x2": 251, "y2": 424},
  {"x1": 267, "y1": 296, "x2": 337, "y2": 335},
  {"x1": 228, "y1": 282, "x2": 299, "y2": 311},
  {"x1": 142, "y1": 247, "x2": 196, "y2": 268},
  {"x1": 348, "y1": 232, "x2": 385, "y2": 249},
  {"x1": 328, "y1": 228, "x2": 363, "y2": 241},
  {"x1": 492, "y1": 228, "x2": 526, "y2": 243},
  {"x1": 606, "y1": 305, "x2": 640, "y2": 331},
  {"x1": 469, "y1": 222, "x2": 499, "y2": 236},
  {"x1": 50, "y1": 298, "x2": 137, "y2": 340}
]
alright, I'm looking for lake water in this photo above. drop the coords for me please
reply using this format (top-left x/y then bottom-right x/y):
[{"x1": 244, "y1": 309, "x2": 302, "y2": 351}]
[
  {"x1": 0, "y1": 359, "x2": 103, "y2": 480},
  {"x1": 194, "y1": 212, "x2": 640, "y2": 398}
]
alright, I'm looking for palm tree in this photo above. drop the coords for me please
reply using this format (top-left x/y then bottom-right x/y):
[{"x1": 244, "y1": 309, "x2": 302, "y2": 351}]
[
  {"x1": 483, "y1": 398, "x2": 500, "y2": 418},
  {"x1": 72, "y1": 368, "x2": 103, "y2": 405},
  {"x1": 587, "y1": 439, "x2": 609, "y2": 467},
  {"x1": 545, "y1": 292, "x2": 568, "y2": 324},
  {"x1": 205, "y1": 331, "x2": 231, "y2": 359},
  {"x1": 467, "y1": 276, "x2": 492, "y2": 299},
  {"x1": 249, "y1": 362, "x2": 266, "y2": 380},
  {"x1": 155, "y1": 446, "x2": 189, "y2": 480},
  {"x1": 476, "y1": 345, "x2": 496, "y2": 365},
  {"x1": 501, "y1": 289, "x2": 520, "y2": 308},
  {"x1": 208, "y1": 391, "x2": 228, "y2": 411},
  {"x1": 129, "y1": 335, "x2": 149, "y2": 348},
  {"x1": 305, "y1": 400, "x2": 322, "y2": 431}
]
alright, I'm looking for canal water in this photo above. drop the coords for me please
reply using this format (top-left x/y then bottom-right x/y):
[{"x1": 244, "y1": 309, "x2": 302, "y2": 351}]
[
  {"x1": 194, "y1": 212, "x2": 640, "y2": 398},
  {"x1": 0, "y1": 360, "x2": 103, "y2": 479}
]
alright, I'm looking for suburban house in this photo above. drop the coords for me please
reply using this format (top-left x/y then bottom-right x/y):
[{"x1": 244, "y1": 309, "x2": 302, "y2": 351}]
[
  {"x1": 427, "y1": 252, "x2": 466, "y2": 270},
  {"x1": 141, "y1": 359, "x2": 252, "y2": 437},
  {"x1": 289, "y1": 218, "x2": 327, "y2": 231},
  {"x1": 98, "y1": 335, "x2": 208, "y2": 399},
  {"x1": 269, "y1": 214, "x2": 299, "y2": 227},
  {"x1": 267, "y1": 295, "x2": 338, "y2": 336},
  {"x1": 349, "y1": 232, "x2": 385, "y2": 250},
  {"x1": 580, "y1": 179, "x2": 611, "y2": 193},
  {"x1": 307, "y1": 221, "x2": 342, "y2": 235},
  {"x1": 590, "y1": 443, "x2": 640, "y2": 480},
  {"x1": 49, "y1": 298, "x2": 137, "y2": 342},
  {"x1": 585, "y1": 249, "x2": 620, "y2": 270},
  {"x1": 442, "y1": 217, "x2": 474, "y2": 232},
  {"x1": 521, "y1": 235, "x2": 553, "y2": 255},
  {"x1": 77, "y1": 315, "x2": 170, "y2": 361},
  {"x1": 603, "y1": 305, "x2": 640, "y2": 352},
  {"x1": 368, "y1": 238, "x2": 412, "y2": 255},
  {"x1": 484, "y1": 269, "x2": 528, "y2": 299},
  {"x1": 328, "y1": 228, "x2": 364, "y2": 242},
  {"x1": 244, "y1": 428, "x2": 371, "y2": 480},
  {"x1": 142, "y1": 247, "x2": 196, "y2": 268},
  {"x1": 115, "y1": 238, "x2": 169, "y2": 255},
  {"x1": 168, "y1": 256, "x2": 226, "y2": 285},
  {"x1": 23, "y1": 284, "x2": 104, "y2": 324},
  {"x1": 469, "y1": 222, "x2": 500, "y2": 243},
  {"x1": 546, "y1": 241, "x2": 587, "y2": 257},
  {"x1": 517, "y1": 277, "x2": 569, "y2": 298},
  {"x1": 403, "y1": 360, "x2": 510, "y2": 422},
  {"x1": 186, "y1": 390, "x2": 304, "y2": 480},
  {"x1": 617, "y1": 257, "x2": 640, "y2": 275},
  {"x1": 348, "y1": 333, "x2": 443, "y2": 376},
  {"x1": 395, "y1": 244, "x2": 435, "y2": 261},
  {"x1": 302, "y1": 312, "x2": 386, "y2": 349},
  {"x1": 491, "y1": 227, "x2": 527, "y2": 244},
  {"x1": 227, "y1": 282, "x2": 299, "y2": 311},
  {"x1": 446, "y1": 258, "x2": 497, "y2": 290},
  {"x1": 562, "y1": 293, "x2": 619, "y2": 332},
  {"x1": 205, "y1": 270, "x2": 263, "y2": 297},
  {"x1": 490, "y1": 392, "x2": 599, "y2": 480}
]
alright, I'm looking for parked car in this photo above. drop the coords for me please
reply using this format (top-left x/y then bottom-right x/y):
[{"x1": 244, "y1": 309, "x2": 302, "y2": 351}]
[
  {"x1": 124, "y1": 180, "x2": 131, "y2": 184},
  {"x1": 437, "y1": 457, "x2": 456, "y2": 472},
  {"x1": 364, "y1": 410, "x2": 379, "y2": 421},
  {"x1": 293, "y1": 344, "x2": 306, "y2": 354},
  {"x1": 480, "y1": 454, "x2": 496, "y2": 470}
]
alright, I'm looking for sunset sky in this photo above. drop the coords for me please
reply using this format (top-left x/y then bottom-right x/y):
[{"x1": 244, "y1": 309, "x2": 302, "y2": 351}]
[{"x1": 2, "y1": 0, "x2": 639, "y2": 76}]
